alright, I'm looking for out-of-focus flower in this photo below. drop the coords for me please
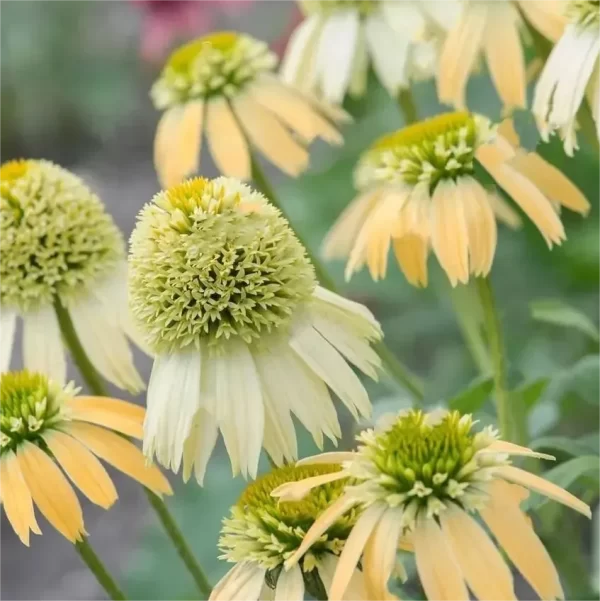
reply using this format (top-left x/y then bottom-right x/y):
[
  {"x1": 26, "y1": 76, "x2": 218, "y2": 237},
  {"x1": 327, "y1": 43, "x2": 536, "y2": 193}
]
[
  {"x1": 134, "y1": 0, "x2": 252, "y2": 63},
  {"x1": 323, "y1": 112, "x2": 590, "y2": 287},
  {"x1": 533, "y1": 0, "x2": 600, "y2": 155},
  {"x1": 274, "y1": 409, "x2": 591, "y2": 601},
  {"x1": 0, "y1": 160, "x2": 144, "y2": 392},
  {"x1": 438, "y1": 0, "x2": 566, "y2": 110},
  {"x1": 151, "y1": 32, "x2": 348, "y2": 188},
  {"x1": 281, "y1": 0, "x2": 460, "y2": 104},
  {"x1": 129, "y1": 177, "x2": 382, "y2": 483},
  {"x1": 0, "y1": 370, "x2": 172, "y2": 545},
  {"x1": 210, "y1": 464, "x2": 368, "y2": 600}
]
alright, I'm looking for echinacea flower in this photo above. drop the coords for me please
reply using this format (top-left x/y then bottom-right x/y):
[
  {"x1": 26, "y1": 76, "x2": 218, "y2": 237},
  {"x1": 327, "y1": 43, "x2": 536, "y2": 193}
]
[
  {"x1": 133, "y1": 0, "x2": 252, "y2": 63},
  {"x1": 533, "y1": 0, "x2": 600, "y2": 155},
  {"x1": 211, "y1": 464, "x2": 368, "y2": 601},
  {"x1": 0, "y1": 160, "x2": 144, "y2": 392},
  {"x1": 274, "y1": 409, "x2": 591, "y2": 601},
  {"x1": 323, "y1": 112, "x2": 590, "y2": 287},
  {"x1": 129, "y1": 177, "x2": 382, "y2": 483},
  {"x1": 151, "y1": 31, "x2": 347, "y2": 188},
  {"x1": 281, "y1": 0, "x2": 459, "y2": 104},
  {"x1": 0, "y1": 370, "x2": 172, "y2": 545},
  {"x1": 438, "y1": 0, "x2": 566, "y2": 109}
]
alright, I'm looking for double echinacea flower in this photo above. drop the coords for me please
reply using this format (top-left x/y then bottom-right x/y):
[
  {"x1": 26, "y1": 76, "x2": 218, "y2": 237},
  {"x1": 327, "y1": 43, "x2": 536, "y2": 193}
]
[
  {"x1": 272, "y1": 409, "x2": 590, "y2": 601},
  {"x1": 129, "y1": 176, "x2": 382, "y2": 483}
]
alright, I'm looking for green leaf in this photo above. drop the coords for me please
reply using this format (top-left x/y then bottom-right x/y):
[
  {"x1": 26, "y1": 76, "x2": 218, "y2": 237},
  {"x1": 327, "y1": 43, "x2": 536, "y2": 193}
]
[
  {"x1": 529, "y1": 436, "x2": 598, "y2": 457},
  {"x1": 513, "y1": 377, "x2": 550, "y2": 410},
  {"x1": 531, "y1": 299, "x2": 599, "y2": 342},
  {"x1": 448, "y1": 375, "x2": 493, "y2": 414},
  {"x1": 542, "y1": 355, "x2": 600, "y2": 407}
]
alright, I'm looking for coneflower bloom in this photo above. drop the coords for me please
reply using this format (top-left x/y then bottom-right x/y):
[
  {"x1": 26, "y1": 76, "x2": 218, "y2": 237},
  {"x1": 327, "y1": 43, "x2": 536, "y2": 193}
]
[
  {"x1": 0, "y1": 160, "x2": 144, "y2": 392},
  {"x1": 151, "y1": 31, "x2": 348, "y2": 188},
  {"x1": 129, "y1": 177, "x2": 382, "y2": 483},
  {"x1": 533, "y1": 0, "x2": 600, "y2": 155},
  {"x1": 273, "y1": 409, "x2": 591, "y2": 601},
  {"x1": 281, "y1": 0, "x2": 459, "y2": 104},
  {"x1": 323, "y1": 112, "x2": 590, "y2": 287},
  {"x1": 211, "y1": 464, "x2": 370, "y2": 600},
  {"x1": 438, "y1": 0, "x2": 566, "y2": 110},
  {"x1": 0, "y1": 371, "x2": 172, "y2": 545}
]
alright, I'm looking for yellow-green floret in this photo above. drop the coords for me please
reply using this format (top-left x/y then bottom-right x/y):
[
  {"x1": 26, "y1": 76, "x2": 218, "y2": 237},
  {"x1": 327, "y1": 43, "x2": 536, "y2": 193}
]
[{"x1": 566, "y1": 0, "x2": 599, "y2": 27}]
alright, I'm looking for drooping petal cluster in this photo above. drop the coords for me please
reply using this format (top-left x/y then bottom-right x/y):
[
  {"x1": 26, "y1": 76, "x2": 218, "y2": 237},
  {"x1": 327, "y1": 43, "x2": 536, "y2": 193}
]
[
  {"x1": 324, "y1": 112, "x2": 590, "y2": 287},
  {"x1": 129, "y1": 177, "x2": 382, "y2": 483},
  {"x1": 281, "y1": 0, "x2": 458, "y2": 104},
  {"x1": 533, "y1": 0, "x2": 600, "y2": 155},
  {"x1": 0, "y1": 371, "x2": 172, "y2": 545},
  {"x1": 273, "y1": 409, "x2": 591, "y2": 601},
  {"x1": 212, "y1": 464, "x2": 366, "y2": 601},
  {"x1": 438, "y1": 0, "x2": 566, "y2": 109},
  {"x1": 152, "y1": 31, "x2": 348, "y2": 187},
  {"x1": 0, "y1": 160, "x2": 144, "y2": 392}
]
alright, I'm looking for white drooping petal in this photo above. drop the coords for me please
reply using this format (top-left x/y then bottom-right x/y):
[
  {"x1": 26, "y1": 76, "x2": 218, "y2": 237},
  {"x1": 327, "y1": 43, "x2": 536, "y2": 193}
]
[
  {"x1": 22, "y1": 305, "x2": 66, "y2": 385},
  {"x1": 290, "y1": 319, "x2": 371, "y2": 420},
  {"x1": 210, "y1": 562, "x2": 266, "y2": 601},
  {"x1": 381, "y1": 1, "x2": 426, "y2": 37},
  {"x1": 182, "y1": 408, "x2": 219, "y2": 485},
  {"x1": 0, "y1": 308, "x2": 17, "y2": 373},
  {"x1": 275, "y1": 564, "x2": 304, "y2": 601},
  {"x1": 280, "y1": 14, "x2": 323, "y2": 91},
  {"x1": 315, "y1": 10, "x2": 361, "y2": 103},
  {"x1": 261, "y1": 387, "x2": 298, "y2": 466},
  {"x1": 318, "y1": 554, "x2": 367, "y2": 601},
  {"x1": 68, "y1": 291, "x2": 144, "y2": 393},
  {"x1": 144, "y1": 348, "x2": 202, "y2": 473}
]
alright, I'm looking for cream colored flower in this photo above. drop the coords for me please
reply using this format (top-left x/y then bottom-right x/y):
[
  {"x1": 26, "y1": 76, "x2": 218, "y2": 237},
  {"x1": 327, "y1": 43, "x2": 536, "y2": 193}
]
[
  {"x1": 151, "y1": 31, "x2": 348, "y2": 188},
  {"x1": 323, "y1": 112, "x2": 590, "y2": 287},
  {"x1": 438, "y1": 0, "x2": 566, "y2": 109},
  {"x1": 533, "y1": 0, "x2": 600, "y2": 155},
  {"x1": 0, "y1": 371, "x2": 172, "y2": 545},
  {"x1": 129, "y1": 177, "x2": 382, "y2": 483},
  {"x1": 211, "y1": 464, "x2": 367, "y2": 601},
  {"x1": 273, "y1": 409, "x2": 591, "y2": 601},
  {"x1": 0, "y1": 160, "x2": 144, "y2": 392},
  {"x1": 281, "y1": 0, "x2": 459, "y2": 104}
]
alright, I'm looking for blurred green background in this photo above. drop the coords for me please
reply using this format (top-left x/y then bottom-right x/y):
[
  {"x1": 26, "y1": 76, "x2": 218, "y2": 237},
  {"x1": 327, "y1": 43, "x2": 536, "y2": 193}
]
[{"x1": 1, "y1": 1, "x2": 598, "y2": 600}]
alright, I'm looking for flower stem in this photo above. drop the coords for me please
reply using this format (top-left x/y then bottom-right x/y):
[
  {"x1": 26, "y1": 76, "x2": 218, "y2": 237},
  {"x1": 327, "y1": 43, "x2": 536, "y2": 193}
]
[
  {"x1": 54, "y1": 298, "x2": 213, "y2": 599},
  {"x1": 475, "y1": 277, "x2": 513, "y2": 440},
  {"x1": 75, "y1": 538, "x2": 126, "y2": 600},
  {"x1": 250, "y1": 156, "x2": 425, "y2": 403},
  {"x1": 397, "y1": 88, "x2": 418, "y2": 125}
]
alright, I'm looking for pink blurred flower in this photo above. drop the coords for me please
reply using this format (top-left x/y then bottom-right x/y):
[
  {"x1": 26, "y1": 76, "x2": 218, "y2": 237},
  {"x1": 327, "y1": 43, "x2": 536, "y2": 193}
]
[{"x1": 134, "y1": 0, "x2": 252, "y2": 63}]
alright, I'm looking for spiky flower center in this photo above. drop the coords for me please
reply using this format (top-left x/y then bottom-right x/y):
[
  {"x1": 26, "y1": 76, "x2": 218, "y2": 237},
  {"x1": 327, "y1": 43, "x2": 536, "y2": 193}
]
[
  {"x1": 354, "y1": 112, "x2": 495, "y2": 193},
  {"x1": 219, "y1": 464, "x2": 357, "y2": 574},
  {"x1": 0, "y1": 371, "x2": 74, "y2": 454},
  {"x1": 566, "y1": 0, "x2": 600, "y2": 27},
  {"x1": 1, "y1": 159, "x2": 124, "y2": 312},
  {"x1": 301, "y1": 0, "x2": 378, "y2": 17},
  {"x1": 151, "y1": 32, "x2": 277, "y2": 109},
  {"x1": 128, "y1": 177, "x2": 316, "y2": 354},
  {"x1": 349, "y1": 410, "x2": 504, "y2": 526}
]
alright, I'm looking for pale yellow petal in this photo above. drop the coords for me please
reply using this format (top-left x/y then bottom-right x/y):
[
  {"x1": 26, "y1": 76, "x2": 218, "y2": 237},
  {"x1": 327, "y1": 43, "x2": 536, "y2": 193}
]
[
  {"x1": 440, "y1": 506, "x2": 516, "y2": 600},
  {"x1": 480, "y1": 479, "x2": 564, "y2": 600},
  {"x1": 518, "y1": 0, "x2": 565, "y2": 42},
  {"x1": 154, "y1": 107, "x2": 182, "y2": 188},
  {"x1": 476, "y1": 134, "x2": 517, "y2": 171},
  {"x1": 481, "y1": 439, "x2": 556, "y2": 461},
  {"x1": 42, "y1": 430, "x2": 118, "y2": 509},
  {"x1": 413, "y1": 515, "x2": 469, "y2": 600},
  {"x1": 296, "y1": 452, "x2": 356, "y2": 466},
  {"x1": 270, "y1": 470, "x2": 349, "y2": 502},
  {"x1": 508, "y1": 153, "x2": 591, "y2": 215},
  {"x1": 205, "y1": 98, "x2": 250, "y2": 179},
  {"x1": 431, "y1": 180, "x2": 469, "y2": 286},
  {"x1": 66, "y1": 396, "x2": 144, "y2": 439},
  {"x1": 233, "y1": 94, "x2": 309, "y2": 177},
  {"x1": 64, "y1": 422, "x2": 173, "y2": 497},
  {"x1": 487, "y1": 191, "x2": 523, "y2": 229},
  {"x1": 483, "y1": 2, "x2": 526, "y2": 109},
  {"x1": 498, "y1": 118, "x2": 520, "y2": 148},
  {"x1": 17, "y1": 441, "x2": 85, "y2": 543},
  {"x1": 392, "y1": 234, "x2": 429, "y2": 287},
  {"x1": 496, "y1": 465, "x2": 591, "y2": 518},
  {"x1": 285, "y1": 493, "x2": 360, "y2": 568},
  {"x1": 175, "y1": 99, "x2": 204, "y2": 181},
  {"x1": 330, "y1": 503, "x2": 388, "y2": 601},
  {"x1": 0, "y1": 451, "x2": 41, "y2": 545}
]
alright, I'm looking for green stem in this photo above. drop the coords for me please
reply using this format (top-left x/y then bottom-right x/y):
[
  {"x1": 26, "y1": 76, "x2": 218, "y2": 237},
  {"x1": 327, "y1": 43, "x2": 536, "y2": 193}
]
[
  {"x1": 75, "y1": 538, "x2": 126, "y2": 600},
  {"x1": 397, "y1": 88, "x2": 418, "y2": 125},
  {"x1": 475, "y1": 277, "x2": 514, "y2": 441},
  {"x1": 54, "y1": 298, "x2": 213, "y2": 599},
  {"x1": 250, "y1": 157, "x2": 425, "y2": 403}
]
